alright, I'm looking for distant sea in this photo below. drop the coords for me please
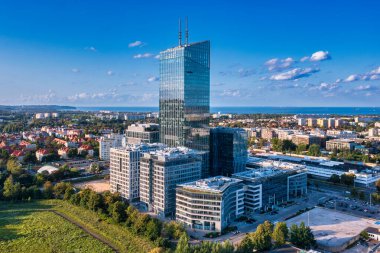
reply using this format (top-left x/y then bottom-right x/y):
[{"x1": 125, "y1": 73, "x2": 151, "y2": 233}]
[{"x1": 76, "y1": 106, "x2": 380, "y2": 115}]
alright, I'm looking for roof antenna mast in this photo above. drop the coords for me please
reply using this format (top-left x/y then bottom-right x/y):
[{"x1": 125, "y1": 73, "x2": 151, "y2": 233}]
[
  {"x1": 178, "y1": 18, "x2": 182, "y2": 46},
  {"x1": 185, "y1": 16, "x2": 189, "y2": 46}
]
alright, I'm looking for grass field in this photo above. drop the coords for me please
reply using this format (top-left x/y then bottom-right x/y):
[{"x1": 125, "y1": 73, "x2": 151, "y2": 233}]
[
  {"x1": 0, "y1": 203, "x2": 113, "y2": 253},
  {"x1": 0, "y1": 200, "x2": 155, "y2": 253}
]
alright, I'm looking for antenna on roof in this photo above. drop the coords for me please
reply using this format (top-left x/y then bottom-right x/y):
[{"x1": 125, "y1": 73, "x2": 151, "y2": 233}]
[
  {"x1": 178, "y1": 18, "x2": 182, "y2": 46},
  {"x1": 185, "y1": 16, "x2": 189, "y2": 46}
]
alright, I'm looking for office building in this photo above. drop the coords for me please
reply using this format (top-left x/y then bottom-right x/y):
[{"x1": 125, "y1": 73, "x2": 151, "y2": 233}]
[
  {"x1": 140, "y1": 147, "x2": 202, "y2": 217},
  {"x1": 210, "y1": 127, "x2": 248, "y2": 176},
  {"x1": 326, "y1": 139, "x2": 355, "y2": 151},
  {"x1": 110, "y1": 143, "x2": 164, "y2": 201},
  {"x1": 291, "y1": 134, "x2": 322, "y2": 146},
  {"x1": 253, "y1": 153, "x2": 380, "y2": 186},
  {"x1": 233, "y1": 165, "x2": 307, "y2": 213},
  {"x1": 176, "y1": 176, "x2": 244, "y2": 232},
  {"x1": 99, "y1": 133, "x2": 125, "y2": 161},
  {"x1": 159, "y1": 22, "x2": 210, "y2": 177},
  {"x1": 125, "y1": 123, "x2": 159, "y2": 144}
]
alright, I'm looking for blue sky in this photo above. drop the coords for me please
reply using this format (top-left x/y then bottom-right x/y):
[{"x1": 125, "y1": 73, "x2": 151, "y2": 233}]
[{"x1": 0, "y1": 0, "x2": 379, "y2": 106}]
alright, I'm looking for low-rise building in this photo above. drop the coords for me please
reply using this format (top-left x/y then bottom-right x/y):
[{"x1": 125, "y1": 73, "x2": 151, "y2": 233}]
[
  {"x1": 36, "y1": 149, "x2": 50, "y2": 161},
  {"x1": 233, "y1": 165, "x2": 307, "y2": 213},
  {"x1": 326, "y1": 139, "x2": 355, "y2": 151},
  {"x1": 125, "y1": 123, "x2": 159, "y2": 144},
  {"x1": 176, "y1": 176, "x2": 244, "y2": 232}
]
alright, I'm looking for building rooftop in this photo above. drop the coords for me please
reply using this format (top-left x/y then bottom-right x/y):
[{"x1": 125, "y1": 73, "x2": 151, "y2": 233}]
[
  {"x1": 126, "y1": 123, "x2": 159, "y2": 132},
  {"x1": 112, "y1": 143, "x2": 165, "y2": 152},
  {"x1": 252, "y1": 153, "x2": 380, "y2": 175},
  {"x1": 232, "y1": 165, "x2": 304, "y2": 182},
  {"x1": 145, "y1": 146, "x2": 202, "y2": 161},
  {"x1": 178, "y1": 176, "x2": 242, "y2": 193}
]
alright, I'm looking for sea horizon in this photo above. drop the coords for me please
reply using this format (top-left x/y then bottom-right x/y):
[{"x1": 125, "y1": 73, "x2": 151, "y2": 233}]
[{"x1": 75, "y1": 106, "x2": 380, "y2": 115}]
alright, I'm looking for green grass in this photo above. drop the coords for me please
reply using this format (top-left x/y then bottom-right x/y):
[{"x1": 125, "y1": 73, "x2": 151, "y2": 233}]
[
  {"x1": 0, "y1": 200, "x2": 155, "y2": 253},
  {"x1": 0, "y1": 204, "x2": 113, "y2": 253}
]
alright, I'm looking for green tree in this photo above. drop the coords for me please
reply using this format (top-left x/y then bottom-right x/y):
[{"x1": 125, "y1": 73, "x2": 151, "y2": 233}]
[
  {"x1": 6, "y1": 159, "x2": 23, "y2": 175},
  {"x1": 296, "y1": 143, "x2": 307, "y2": 154},
  {"x1": 341, "y1": 173, "x2": 355, "y2": 186},
  {"x1": 87, "y1": 191, "x2": 103, "y2": 211},
  {"x1": 290, "y1": 224, "x2": 300, "y2": 246},
  {"x1": 236, "y1": 235, "x2": 254, "y2": 253},
  {"x1": 110, "y1": 201, "x2": 127, "y2": 223},
  {"x1": 271, "y1": 138, "x2": 283, "y2": 152},
  {"x1": 283, "y1": 140, "x2": 296, "y2": 152},
  {"x1": 175, "y1": 233, "x2": 191, "y2": 253},
  {"x1": 360, "y1": 230, "x2": 369, "y2": 240},
  {"x1": 307, "y1": 144, "x2": 321, "y2": 157},
  {"x1": 251, "y1": 222, "x2": 272, "y2": 251},
  {"x1": 63, "y1": 187, "x2": 75, "y2": 200},
  {"x1": 272, "y1": 222, "x2": 288, "y2": 247},
  {"x1": 145, "y1": 219, "x2": 162, "y2": 241},
  {"x1": 53, "y1": 182, "x2": 72, "y2": 198},
  {"x1": 133, "y1": 213, "x2": 150, "y2": 234},
  {"x1": 290, "y1": 222, "x2": 316, "y2": 249},
  {"x1": 329, "y1": 174, "x2": 340, "y2": 184},
  {"x1": 3, "y1": 175, "x2": 21, "y2": 200},
  {"x1": 43, "y1": 181, "x2": 54, "y2": 199},
  {"x1": 375, "y1": 179, "x2": 380, "y2": 192}
]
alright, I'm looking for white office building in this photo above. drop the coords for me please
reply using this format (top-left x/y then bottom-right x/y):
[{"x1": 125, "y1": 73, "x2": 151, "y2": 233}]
[{"x1": 176, "y1": 176, "x2": 244, "y2": 232}]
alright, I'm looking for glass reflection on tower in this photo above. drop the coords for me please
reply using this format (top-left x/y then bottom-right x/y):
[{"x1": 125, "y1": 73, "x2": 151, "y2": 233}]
[{"x1": 159, "y1": 40, "x2": 210, "y2": 176}]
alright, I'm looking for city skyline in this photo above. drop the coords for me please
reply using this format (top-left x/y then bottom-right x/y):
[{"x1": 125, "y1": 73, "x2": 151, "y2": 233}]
[{"x1": 0, "y1": 0, "x2": 380, "y2": 106}]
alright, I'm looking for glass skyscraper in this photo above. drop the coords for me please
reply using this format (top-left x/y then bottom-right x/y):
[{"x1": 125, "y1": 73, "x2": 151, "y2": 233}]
[{"x1": 159, "y1": 38, "x2": 210, "y2": 177}]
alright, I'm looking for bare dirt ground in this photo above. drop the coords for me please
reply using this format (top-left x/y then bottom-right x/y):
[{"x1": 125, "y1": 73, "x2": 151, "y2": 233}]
[{"x1": 74, "y1": 179, "x2": 110, "y2": 192}]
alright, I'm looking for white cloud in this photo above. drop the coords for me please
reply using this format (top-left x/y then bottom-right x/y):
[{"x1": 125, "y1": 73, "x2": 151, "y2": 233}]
[
  {"x1": 343, "y1": 67, "x2": 380, "y2": 83},
  {"x1": 128, "y1": 41, "x2": 144, "y2": 48},
  {"x1": 370, "y1": 66, "x2": 380, "y2": 75},
  {"x1": 147, "y1": 76, "x2": 159, "y2": 82},
  {"x1": 133, "y1": 53, "x2": 153, "y2": 59},
  {"x1": 71, "y1": 68, "x2": 80, "y2": 73},
  {"x1": 154, "y1": 55, "x2": 160, "y2": 59},
  {"x1": 265, "y1": 57, "x2": 295, "y2": 71},
  {"x1": 85, "y1": 46, "x2": 97, "y2": 52},
  {"x1": 220, "y1": 89, "x2": 240, "y2": 97},
  {"x1": 355, "y1": 85, "x2": 371, "y2": 91},
  {"x1": 300, "y1": 56, "x2": 309, "y2": 62},
  {"x1": 310, "y1": 51, "x2": 331, "y2": 61},
  {"x1": 269, "y1": 67, "x2": 319, "y2": 81},
  {"x1": 344, "y1": 74, "x2": 360, "y2": 82},
  {"x1": 107, "y1": 70, "x2": 114, "y2": 76}
]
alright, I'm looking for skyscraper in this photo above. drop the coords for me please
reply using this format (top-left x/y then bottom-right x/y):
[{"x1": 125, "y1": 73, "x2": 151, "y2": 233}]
[{"x1": 159, "y1": 20, "x2": 210, "y2": 177}]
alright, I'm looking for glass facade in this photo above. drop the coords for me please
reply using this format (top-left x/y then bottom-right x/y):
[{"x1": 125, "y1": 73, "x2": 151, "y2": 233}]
[
  {"x1": 210, "y1": 127, "x2": 248, "y2": 177},
  {"x1": 159, "y1": 41, "x2": 210, "y2": 152}
]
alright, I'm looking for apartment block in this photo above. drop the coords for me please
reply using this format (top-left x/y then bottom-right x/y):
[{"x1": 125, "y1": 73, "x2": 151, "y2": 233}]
[
  {"x1": 110, "y1": 143, "x2": 164, "y2": 201},
  {"x1": 140, "y1": 147, "x2": 202, "y2": 217}
]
